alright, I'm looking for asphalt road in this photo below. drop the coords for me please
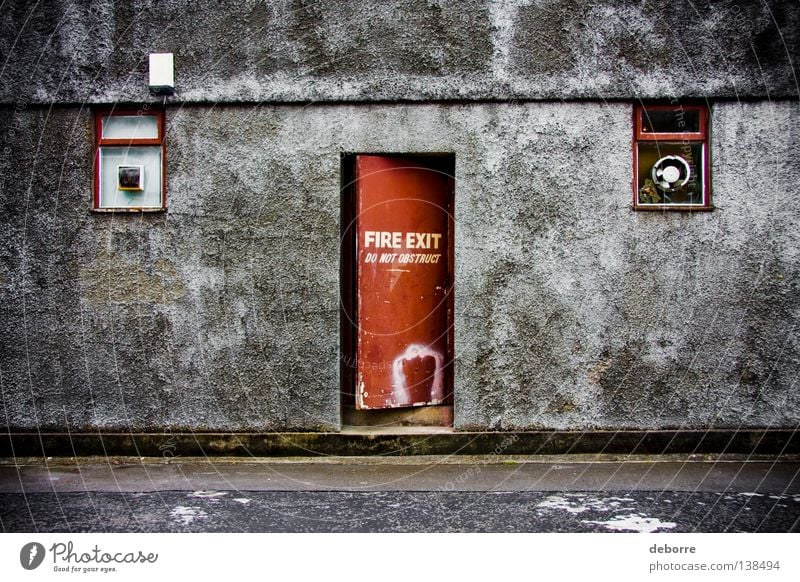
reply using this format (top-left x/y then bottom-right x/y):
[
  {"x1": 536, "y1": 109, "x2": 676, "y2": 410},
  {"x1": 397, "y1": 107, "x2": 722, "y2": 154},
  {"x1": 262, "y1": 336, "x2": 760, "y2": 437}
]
[
  {"x1": 1, "y1": 456, "x2": 798, "y2": 533},
  {"x1": 2, "y1": 489, "x2": 799, "y2": 533}
]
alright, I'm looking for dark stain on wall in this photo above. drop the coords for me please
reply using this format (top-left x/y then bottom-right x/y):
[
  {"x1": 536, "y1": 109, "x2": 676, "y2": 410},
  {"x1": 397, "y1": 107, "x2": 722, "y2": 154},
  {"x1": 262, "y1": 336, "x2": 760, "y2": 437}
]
[{"x1": 1, "y1": 1, "x2": 798, "y2": 103}]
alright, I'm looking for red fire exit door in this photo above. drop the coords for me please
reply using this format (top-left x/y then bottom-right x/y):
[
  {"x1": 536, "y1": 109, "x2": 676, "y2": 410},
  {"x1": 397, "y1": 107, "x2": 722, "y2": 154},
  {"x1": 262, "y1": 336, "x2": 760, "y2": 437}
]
[{"x1": 354, "y1": 155, "x2": 453, "y2": 410}]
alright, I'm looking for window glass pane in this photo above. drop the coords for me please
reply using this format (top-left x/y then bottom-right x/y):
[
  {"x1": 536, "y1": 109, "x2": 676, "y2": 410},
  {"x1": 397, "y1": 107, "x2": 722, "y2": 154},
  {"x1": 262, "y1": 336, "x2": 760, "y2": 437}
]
[
  {"x1": 641, "y1": 108, "x2": 700, "y2": 134},
  {"x1": 637, "y1": 142, "x2": 704, "y2": 205},
  {"x1": 98, "y1": 146, "x2": 162, "y2": 208},
  {"x1": 101, "y1": 115, "x2": 159, "y2": 139}
]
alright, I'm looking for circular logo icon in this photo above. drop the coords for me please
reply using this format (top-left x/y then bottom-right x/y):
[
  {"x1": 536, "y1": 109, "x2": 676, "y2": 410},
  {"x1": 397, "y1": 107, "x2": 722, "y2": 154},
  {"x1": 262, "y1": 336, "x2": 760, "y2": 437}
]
[{"x1": 20, "y1": 542, "x2": 46, "y2": 570}]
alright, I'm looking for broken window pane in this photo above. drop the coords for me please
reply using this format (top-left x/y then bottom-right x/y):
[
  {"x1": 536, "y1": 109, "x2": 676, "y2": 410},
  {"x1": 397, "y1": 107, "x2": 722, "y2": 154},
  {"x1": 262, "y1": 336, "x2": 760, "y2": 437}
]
[
  {"x1": 641, "y1": 108, "x2": 701, "y2": 134},
  {"x1": 637, "y1": 142, "x2": 704, "y2": 205}
]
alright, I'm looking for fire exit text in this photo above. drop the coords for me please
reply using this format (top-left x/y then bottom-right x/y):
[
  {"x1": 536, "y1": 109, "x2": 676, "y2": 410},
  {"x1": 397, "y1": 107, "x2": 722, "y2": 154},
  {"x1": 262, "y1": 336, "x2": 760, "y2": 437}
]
[{"x1": 364, "y1": 231, "x2": 443, "y2": 250}]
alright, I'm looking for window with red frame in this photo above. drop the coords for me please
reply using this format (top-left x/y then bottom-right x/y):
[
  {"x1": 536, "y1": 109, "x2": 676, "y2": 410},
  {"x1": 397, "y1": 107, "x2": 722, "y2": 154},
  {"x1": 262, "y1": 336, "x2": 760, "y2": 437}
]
[
  {"x1": 94, "y1": 109, "x2": 165, "y2": 211},
  {"x1": 633, "y1": 103, "x2": 711, "y2": 210}
]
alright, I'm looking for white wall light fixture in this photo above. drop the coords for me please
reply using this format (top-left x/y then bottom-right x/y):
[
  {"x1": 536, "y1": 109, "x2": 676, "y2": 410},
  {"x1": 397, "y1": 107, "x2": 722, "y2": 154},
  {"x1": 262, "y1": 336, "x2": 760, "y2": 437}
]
[{"x1": 149, "y1": 53, "x2": 174, "y2": 95}]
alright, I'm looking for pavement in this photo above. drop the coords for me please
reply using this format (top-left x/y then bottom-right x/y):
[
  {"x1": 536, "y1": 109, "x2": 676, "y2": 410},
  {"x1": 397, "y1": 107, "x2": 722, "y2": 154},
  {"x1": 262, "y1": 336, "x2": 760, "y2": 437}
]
[{"x1": 1, "y1": 454, "x2": 798, "y2": 533}]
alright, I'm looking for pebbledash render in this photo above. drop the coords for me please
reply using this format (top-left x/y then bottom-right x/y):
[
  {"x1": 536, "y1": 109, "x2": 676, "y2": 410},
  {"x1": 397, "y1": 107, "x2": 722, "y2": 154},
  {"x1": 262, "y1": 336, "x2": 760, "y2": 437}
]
[{"x1": 0, "y1": 1, "x2": 798, "y2": 446}]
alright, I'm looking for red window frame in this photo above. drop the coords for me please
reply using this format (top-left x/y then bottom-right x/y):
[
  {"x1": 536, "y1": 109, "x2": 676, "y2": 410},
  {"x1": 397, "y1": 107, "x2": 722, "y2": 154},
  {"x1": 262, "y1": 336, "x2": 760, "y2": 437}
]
[
  {"x1": 632, "y1": 103, "x2": 712, "y2": 211},
  {"x1": 93, "y1": 108, "x2": 166, "y2": 212}
]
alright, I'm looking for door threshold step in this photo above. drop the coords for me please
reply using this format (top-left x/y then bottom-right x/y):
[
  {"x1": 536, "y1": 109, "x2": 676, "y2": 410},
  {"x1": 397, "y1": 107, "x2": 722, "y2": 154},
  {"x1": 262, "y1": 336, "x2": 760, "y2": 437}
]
[{"x1": 340, "y1": 425, "x2": 454, "y2": 435}]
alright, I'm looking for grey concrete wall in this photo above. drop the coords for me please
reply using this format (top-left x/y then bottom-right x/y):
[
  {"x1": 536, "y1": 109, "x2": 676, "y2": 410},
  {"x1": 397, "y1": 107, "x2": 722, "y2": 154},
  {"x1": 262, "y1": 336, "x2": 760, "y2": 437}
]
[
  {"x1": 1, "y1": 0, "x2": 798, "y2": 433},
  {"x1": 0, "y1": 105, "x2": 343, "y2": 431},
  {"x1": 454, "y1": 100, "x2": 800, "y2": 430},
  {"x1": 1, "y1": 0, "x2": 797, "y2": 104},
  {"x1": 1, "y1": 100, "x2": 798, "y2": 431}
]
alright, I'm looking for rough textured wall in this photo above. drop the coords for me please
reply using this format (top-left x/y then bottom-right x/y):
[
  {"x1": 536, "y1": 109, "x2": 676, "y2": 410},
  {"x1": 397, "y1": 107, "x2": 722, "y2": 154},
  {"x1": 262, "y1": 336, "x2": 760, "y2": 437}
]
[
  {"x1": 454, "y1": 101, "x2": 800, "y2": 430},
  {"x1": 2, "y1": 101, "x2": 798, "y2": 431},
  {"x1": 0, "y1": 105, "x2": 341, "y2": 431},
  {"x1": 0, "y1": 0, "x2": 797, "y2": 104}
]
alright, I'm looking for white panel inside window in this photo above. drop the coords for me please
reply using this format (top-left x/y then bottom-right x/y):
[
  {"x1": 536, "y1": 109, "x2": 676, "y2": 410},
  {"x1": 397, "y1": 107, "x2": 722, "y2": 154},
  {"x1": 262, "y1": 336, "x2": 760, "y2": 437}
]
[
  {"x1": 98, "y1": 146, "x2": 162, "y2": 208},
  {"x1": 101, "y1": 115, "x2": 159, "y2": 139}
]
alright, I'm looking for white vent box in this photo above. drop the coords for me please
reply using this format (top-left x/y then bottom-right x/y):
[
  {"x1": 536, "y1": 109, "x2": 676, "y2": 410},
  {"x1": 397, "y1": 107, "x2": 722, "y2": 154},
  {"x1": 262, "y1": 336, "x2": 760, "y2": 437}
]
[{"x1": 149, "y1": 53, "x2": 174, "y2": 94}]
